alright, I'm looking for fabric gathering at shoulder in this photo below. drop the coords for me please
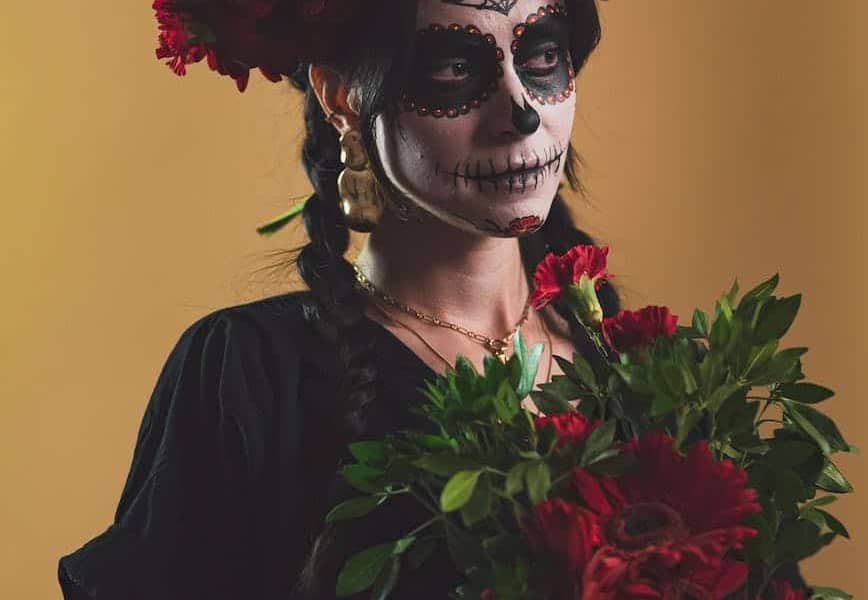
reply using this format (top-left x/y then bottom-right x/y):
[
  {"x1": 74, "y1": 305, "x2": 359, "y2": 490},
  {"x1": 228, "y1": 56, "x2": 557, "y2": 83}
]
[{"x1": 58, "y1": 301, "x2": 306, "y2": 600}]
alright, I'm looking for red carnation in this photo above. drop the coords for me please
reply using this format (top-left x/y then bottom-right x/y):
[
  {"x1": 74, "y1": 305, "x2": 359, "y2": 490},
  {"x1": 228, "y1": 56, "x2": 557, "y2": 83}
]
[
  {"x1": 574, "y1": 431, "x2": 760, "y2": 599},
  {"x1": 523, "y1": 498, "x2": 602, "y2": 598},
  {"x1": 765, "y1": 579, "x2": 808, "y2": 600},
  {"x1": 530, "y1": 245, "x2": 614, "y2": 311},
  {"x1": 534, "y1": 411, "x2": 599, "y2": 448},
  {"x1": 601, "y1": 306, "x2": 678, "y2": 354}
]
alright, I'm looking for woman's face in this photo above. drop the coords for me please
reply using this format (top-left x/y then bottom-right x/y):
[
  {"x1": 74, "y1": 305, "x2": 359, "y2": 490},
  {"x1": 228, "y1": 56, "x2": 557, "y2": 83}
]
[{"x1": 374, "y1": 0, "x2": 578, "y2": 237}]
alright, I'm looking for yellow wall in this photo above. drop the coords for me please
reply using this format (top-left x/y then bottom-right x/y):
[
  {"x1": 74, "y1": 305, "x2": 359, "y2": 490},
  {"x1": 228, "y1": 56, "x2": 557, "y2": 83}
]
[{"x1": 1, "y1": 1, "x2": 864, "y2": 597}]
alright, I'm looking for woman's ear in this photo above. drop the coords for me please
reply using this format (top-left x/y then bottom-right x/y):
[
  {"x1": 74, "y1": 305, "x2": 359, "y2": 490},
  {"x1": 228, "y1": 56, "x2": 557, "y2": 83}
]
[{"x1": 308, "y1": 64, "x2": 361, "y2": 134}]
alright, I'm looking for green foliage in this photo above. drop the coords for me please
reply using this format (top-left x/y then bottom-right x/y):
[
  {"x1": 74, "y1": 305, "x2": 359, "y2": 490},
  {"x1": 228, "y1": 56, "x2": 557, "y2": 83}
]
[{"x1": 326, "y1": 273, "x2": 852, "y2": 599}]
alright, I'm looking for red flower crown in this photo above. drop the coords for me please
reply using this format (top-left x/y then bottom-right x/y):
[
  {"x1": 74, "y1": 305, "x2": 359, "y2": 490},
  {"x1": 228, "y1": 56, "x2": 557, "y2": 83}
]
[{"x1": 153, "y1": 0, "x2": 365, "y2": 92}]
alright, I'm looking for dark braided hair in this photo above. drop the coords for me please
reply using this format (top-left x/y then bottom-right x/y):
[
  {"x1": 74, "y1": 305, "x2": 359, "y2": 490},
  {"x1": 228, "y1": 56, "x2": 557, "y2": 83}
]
[{"x1": 285, "y1": 1, "x2": 620, "y2": 595}]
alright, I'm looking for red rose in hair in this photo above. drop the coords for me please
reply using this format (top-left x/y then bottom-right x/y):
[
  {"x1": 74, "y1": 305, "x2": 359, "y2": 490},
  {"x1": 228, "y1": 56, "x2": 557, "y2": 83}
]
[
  {"x1": 530, "y1": 244, "x2": 614, "y2": 310},
  {"x1": 523, "y1": 498, "x2": 602, "y2": 598},
  {"x1": 574, "y1": 432, "x2": 760, "y2": 599},
  {"x1": 601, "y1": 306, "x2": 678, "y2": 354},
  {"x1": 534, "y1": 411, "x2": 599, "y2": 449}
]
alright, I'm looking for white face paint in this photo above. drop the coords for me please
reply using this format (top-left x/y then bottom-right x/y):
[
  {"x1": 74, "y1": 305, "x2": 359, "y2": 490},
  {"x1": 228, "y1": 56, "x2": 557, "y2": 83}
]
[{"x1": 374, "y1": 0, "x2": 578, "y2": 237}]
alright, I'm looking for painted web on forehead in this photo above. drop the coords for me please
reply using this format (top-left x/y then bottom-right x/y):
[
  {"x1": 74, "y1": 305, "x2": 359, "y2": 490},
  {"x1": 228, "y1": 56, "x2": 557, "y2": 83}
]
[{"x1": 442, "y1": 0, "x2": 519, "y2": 16}]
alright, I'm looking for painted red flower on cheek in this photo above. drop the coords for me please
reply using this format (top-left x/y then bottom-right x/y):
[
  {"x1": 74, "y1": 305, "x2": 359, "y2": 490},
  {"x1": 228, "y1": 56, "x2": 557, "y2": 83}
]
[
  {"x1": 530, "y1": 244, "x2": 614, "y2": 312},
  {"x1": 601, "y1": 306, "x2": 678, "y2": 354},
  {"x1": 573, "y1": 432, "x2": 761, "y2": 599},
  {"x1": 534, "y1": 411, "x2": 599, "y2": 448}
]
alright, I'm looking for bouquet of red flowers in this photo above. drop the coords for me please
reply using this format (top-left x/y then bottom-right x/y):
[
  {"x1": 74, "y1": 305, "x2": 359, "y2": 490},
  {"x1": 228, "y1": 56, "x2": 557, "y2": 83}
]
[{"x1": 329, "y1": 244, "x2": 854, "y2": 600}]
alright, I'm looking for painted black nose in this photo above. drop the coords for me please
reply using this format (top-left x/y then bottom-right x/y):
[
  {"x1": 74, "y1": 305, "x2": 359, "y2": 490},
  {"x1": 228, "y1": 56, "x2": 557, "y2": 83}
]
[{"x1": 511, "y1": 96, "x2": 540, "y2": 134}]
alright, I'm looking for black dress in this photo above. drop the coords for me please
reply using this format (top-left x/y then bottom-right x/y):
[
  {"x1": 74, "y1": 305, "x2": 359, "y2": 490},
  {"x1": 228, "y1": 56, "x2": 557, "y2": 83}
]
[
  {"x1": 58, "y1": 290, "x2": 456, "y2": 599},
  {"x1": 58, "y1": 290, "x2": 807, "y2": 599}
]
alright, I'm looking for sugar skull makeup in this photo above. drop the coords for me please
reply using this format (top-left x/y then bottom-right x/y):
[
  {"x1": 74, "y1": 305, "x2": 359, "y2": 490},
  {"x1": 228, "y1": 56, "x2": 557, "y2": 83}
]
[{"x1": 374, "y1": 0, "x2": 578, "y2": 237}]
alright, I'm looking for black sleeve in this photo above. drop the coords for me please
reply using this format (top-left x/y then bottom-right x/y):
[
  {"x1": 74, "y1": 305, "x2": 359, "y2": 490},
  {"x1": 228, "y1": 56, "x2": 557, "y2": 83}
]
[{"x1": 58, "y1": 309, "x2": 300, "y2": 600}]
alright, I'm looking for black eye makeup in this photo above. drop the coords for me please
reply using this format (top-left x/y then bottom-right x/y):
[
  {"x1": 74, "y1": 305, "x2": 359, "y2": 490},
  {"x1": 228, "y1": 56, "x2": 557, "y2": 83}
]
[
  {"x1": 400, "y1": 23, "x2": 505, "y2": 118},
  {"x1": 511, "y1": 4, "x2": 575, "y2": 105}
]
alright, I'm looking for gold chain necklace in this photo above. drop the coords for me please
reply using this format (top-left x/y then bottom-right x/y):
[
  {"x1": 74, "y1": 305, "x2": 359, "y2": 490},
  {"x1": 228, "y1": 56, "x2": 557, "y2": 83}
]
[
  {"x1": 367, "y1": 283, "x2": 555, "y2": 386},
  {"x1": 352, "y1": 263, "x2": 531, "y2": 362}
]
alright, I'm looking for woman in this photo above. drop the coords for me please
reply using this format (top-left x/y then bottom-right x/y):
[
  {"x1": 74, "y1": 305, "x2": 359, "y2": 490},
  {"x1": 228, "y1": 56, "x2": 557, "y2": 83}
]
[{"x1": 56, "y1": 1, "x2": 803, "y2": 598}]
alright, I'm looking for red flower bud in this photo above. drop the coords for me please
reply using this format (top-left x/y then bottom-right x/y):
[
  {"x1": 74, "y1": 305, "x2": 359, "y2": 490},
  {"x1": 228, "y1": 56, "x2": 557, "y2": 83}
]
[
  {"x1": 601, "y1": 305, "x2": 678, "y2": 354},
  {"x1": 533, "y1": 411, "x2": 598, "y2": 448}
]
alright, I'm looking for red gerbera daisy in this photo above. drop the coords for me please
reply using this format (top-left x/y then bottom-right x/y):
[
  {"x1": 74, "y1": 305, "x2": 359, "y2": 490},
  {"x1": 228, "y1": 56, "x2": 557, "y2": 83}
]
[{"x1": 573, "y1": 431, "x2": 761, "y2": 599}]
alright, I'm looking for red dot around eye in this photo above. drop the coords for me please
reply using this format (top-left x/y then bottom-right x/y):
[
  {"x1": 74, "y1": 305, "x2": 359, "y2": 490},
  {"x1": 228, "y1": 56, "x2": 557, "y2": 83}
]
[
  {"x1": 447, "y1": 108, "x2": 458, "y2": 117},
  {"x1": 537, "y1": 7, "x2": 546, "y2": 15},
  {"x1": 417, "y1": 106, "x2": 430, "y2": 116},
  {"x1": 513, "y1": 24, "x2": 526, "y2": 37},
  {"x1": 433, "y1": 108, "x2": 445, "y2": 118},
  {"x1": 496, "y1": 48, "x2": 504, "y2": 61},
  {"x1": 470, "y1": 98, "x2": 481, "y2": 108},
  {"x1": 511, "y1": 40, "x2": 519, "y2": 53},
  {"x1": 527, "y1": 15, "x2": 539, "y2": 24},
  {"x1": 449, "y1": 23, "x2": 461, "y2": 31},
  {"x1": 466, "y1": 25, "x2": 481, "y2": 34},
  {"x1": 460, "y1": 104, "x2": 470, "y2": 113},
  {"x1": 546, "y1": 95, "x2": 555, "y2": 103},
  {"x1": 484, "y1": 34, "x2": 496, "y2": 45}
]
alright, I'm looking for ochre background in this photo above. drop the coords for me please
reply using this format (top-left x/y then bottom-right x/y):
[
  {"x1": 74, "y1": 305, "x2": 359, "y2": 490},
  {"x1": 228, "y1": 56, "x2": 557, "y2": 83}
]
[{"x1": 2, "y1": 1, "x2": 865, "y2": 597}]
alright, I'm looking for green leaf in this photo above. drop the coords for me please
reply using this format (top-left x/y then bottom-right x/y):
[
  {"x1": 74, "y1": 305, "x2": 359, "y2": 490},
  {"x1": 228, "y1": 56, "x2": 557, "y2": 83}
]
[
  {"x1": 505, "y1": 462, "x2": 529, "y2": 496},
  {"x1": 369, "y1": 556, "x2": 401, "y2": 600},
  {"x1": 762, "y1": 440, "x2": 821, "y2": 469},
  {"x1": 516, "y1": 341, "x2": 544, "y2": 399},
  {"x1": 525, "y1": 461, "x2": 551, "y2": 505},
  {"x1": 816, "y1": 460, "x2": 853, "y2": 493},
  {"x1": 650, "y1": 392, "x2": 676, "y2": 417},
  {"x1": 529, "y1": 389, "x2": 572, "y2": 415},
  {"x1": 581, "y1": 420, "x2": 617, "y2": 466},
  {"x1": 778, "y1": 382, "x2": 835, "y2": 404},
  {"x1": 705, "y1": 382, "x2": 746, "y2": 412},
  {"x1": 801, "y1": 495, "x2": 838, "y2": 510},
  {"x1": 586, "y1": 452, "x2": 637, "y2": 477},
  {"x1": 406, "y1": 539, "x2": 437, "y2": 570},
  {"x1": 810, "y1": 586, "x2": 853, "y2": 599},
  {"x1": 493, "y1": 379, "x2": 520, "y2": 422},
  {"x1": 692, "y1": 309, "x2": 709, "y2": 338},
  {"x1": 750, "y1": 347, "x2": 807, "y2": 385},
  {"x1": 815, "y1": 508, "x2": 850, "y2": 538},
  {"x1": 336, "y1": 542, "x2": 398, "y2": 597},
  {"x1": 460, "y1": 479, "x2": 493, "y2": 527},
  {"x1": 414, "y1": 454, "x2": 481, "y2": 478},
  {"x1": 255, "y1": 197, "x2": 309, "y2": 237},
  {"x1": 737, "y1": 273, "x2": 779, "y2": 312},
  {"x1": 349, "y1": 441, "x2": 390, "y2": 466},
  {"x1": 441, "y1": 470, "x2": 484, "y2": 512},
  {"x1": 782, "y1": 400, "x2": 849, "y2": 455},
  {"x1": 326, "y1": 495, "x2": 387, "y2": 523},
  {"x1": 405, "y1": 433, "x2": 453, "y2": 451},
  {"x1": 342, "y1": 464, "x2": 387, "y2": 494},
  {"x1": 538, "y1": 375, "x2": 583, "y2": 401},
  {"x1": 775, "y1": 519, "x2": 823, "y2": 563},
  {"x1": 571, "y1": 352, "x2": 599, "y2": 393},
  {"x1": 754, "y1": 294, "x2": 802, "y2": 344},
  {"x1": 743, "y1": 340, "x2": 778, "y2": 379}
]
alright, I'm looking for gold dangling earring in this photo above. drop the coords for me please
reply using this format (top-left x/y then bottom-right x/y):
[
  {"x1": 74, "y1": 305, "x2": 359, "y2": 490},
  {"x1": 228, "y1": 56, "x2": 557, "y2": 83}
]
[{"x1": 335, "y1": 129, "x2": 384, "y2": 232}]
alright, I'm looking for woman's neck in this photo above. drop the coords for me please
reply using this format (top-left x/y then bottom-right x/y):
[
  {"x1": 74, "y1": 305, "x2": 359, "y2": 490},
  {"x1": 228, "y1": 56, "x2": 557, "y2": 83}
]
[{"x1": 355, "y1": 210, "x2": 531, "y2": 336}]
